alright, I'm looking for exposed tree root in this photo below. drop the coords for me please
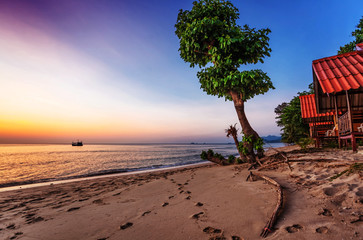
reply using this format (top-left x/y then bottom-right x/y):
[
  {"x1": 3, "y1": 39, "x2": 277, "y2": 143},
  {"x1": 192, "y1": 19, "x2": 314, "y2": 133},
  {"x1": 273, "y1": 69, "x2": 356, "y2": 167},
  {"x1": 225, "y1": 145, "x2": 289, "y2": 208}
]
[
  {"x1": 246, "y1": 171, "x2": 284, "y2": 238},
  {"x1": 288, "y1": 158, "x2": 337, "y2": 162},
  {"x1": 266, "y1": 148, "x2": 292, "y2": 171},
  {"x1": 257, "y1": 161, "x2": 284, "y2": 171}
]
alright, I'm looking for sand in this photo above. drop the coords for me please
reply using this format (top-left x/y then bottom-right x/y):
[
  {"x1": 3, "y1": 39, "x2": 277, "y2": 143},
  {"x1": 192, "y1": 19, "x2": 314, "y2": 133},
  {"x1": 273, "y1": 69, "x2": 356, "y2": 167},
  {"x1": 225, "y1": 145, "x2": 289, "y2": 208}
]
[{"x1": 0, "y1": 146, "x2": 362, "y2": 240}]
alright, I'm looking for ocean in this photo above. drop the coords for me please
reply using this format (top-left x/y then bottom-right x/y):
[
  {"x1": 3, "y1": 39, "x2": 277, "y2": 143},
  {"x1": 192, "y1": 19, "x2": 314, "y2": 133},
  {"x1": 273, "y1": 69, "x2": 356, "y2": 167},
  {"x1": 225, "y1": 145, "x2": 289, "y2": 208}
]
[{"x1": 0, "y1": 143, "x2": 285, "y2": 188}]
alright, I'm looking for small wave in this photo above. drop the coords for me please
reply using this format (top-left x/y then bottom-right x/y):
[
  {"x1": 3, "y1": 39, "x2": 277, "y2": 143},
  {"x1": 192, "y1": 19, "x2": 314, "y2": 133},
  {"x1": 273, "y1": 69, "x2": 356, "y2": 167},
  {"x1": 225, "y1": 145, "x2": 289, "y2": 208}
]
[{"x1": 0, "y1": 160, "x2": 208, "y2": 189}]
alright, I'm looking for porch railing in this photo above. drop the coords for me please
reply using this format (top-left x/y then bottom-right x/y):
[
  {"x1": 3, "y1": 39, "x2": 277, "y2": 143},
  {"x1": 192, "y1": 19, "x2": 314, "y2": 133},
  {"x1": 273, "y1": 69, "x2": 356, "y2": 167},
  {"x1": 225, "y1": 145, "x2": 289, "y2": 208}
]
[{"x1": 338, "y1": 112, "x2": 351, "y2": 136}]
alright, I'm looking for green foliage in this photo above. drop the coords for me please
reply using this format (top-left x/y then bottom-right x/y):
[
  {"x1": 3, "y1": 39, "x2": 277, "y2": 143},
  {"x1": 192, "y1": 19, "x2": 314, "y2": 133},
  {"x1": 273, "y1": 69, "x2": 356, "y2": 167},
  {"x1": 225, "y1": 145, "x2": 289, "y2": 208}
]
[
  {"x1": 215, "y1": 153, "x2": 224, "y2": 160},
  {"x1": 242, "y1": 135, "x2": 252, "y2": 143},
  {"x1": 238, "y1": 135, "x2": 264, "y2": 155},
  {"x1": 338, "y1": 16, "x2": 363, "y2": 54},
  {"x1": 236, "y1": 158, "x2": 243, "y2": 164},
  {"x1": 197, "y1": 66, "x2": 273, "y2": 101},
  {"x1": 253, "y1": 137, "x2": 264, "y2": 153},
  {"x1": 200, "y1": 149, "x2": 224, "y2": 160},
  {"x1": 175, "y1": 0, "x2": 274, "y2": 102},
  {"x1": 233, "y1": 156, "x2": 247, "y2": 164},
  {"x1": 275, "y1": 84, "x2": 313, "y2": 144},
  {"x1": 200, "y1": 150, "x2": 209, "y2": 160},
  {"x1": 296, "y1": 137, "x2": 313, "y2": 150},
  {"x1": 207, "y1": 149, "x2": 214, "y2": 156},
  {"x1": 238, "y1": 141, "x2": 248, "y2": 156},
  {"x1": 228, "y1": 155, "x2": 236, "y2": 164},
  {"x1": 201, "y1": 149, "x2": 215, "y2": 160}
]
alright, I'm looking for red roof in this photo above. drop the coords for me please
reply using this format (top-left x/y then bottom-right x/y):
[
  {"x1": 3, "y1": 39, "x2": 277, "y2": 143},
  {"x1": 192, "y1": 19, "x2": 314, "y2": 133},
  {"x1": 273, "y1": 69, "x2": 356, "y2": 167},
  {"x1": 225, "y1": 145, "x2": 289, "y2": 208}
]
[
  {"x1": 312, "y1": 43, "x2": 363, "y2": 94},
  {"x1": 299, "y1": 94, "x2": 337, "y2": 118}
]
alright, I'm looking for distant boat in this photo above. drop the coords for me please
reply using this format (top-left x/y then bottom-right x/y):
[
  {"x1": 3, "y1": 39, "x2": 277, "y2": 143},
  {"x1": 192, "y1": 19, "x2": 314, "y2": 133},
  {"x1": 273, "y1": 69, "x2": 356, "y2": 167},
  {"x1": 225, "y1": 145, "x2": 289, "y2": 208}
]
[{"x1": 72, "y1": 140, "x2": 83, "y2": 146}]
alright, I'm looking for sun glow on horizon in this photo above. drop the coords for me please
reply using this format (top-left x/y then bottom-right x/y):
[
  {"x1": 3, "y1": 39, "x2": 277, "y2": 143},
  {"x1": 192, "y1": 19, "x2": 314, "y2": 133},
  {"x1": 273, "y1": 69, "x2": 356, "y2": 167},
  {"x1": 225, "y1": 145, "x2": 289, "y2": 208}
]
[
  {"x1": 3, "y1": 0, "x2": 357, "y2": 143},
  {"x1": 0, "y1": 14, "x2": 248, "y2": 143}
]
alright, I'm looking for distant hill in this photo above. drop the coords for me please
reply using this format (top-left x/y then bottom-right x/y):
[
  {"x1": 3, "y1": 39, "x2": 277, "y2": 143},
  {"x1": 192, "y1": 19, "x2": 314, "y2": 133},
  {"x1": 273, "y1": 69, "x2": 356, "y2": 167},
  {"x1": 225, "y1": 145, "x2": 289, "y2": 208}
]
[{"x1": 262, "y1": 135, "x2": 282, "y2": 143}]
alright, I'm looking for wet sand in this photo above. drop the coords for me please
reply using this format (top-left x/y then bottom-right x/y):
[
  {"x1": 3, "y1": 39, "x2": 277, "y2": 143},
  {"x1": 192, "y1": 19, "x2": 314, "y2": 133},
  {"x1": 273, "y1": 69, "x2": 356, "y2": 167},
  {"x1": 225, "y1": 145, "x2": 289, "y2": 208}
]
[{"x1": 0, "y1": 146, "x2": 362, "y2": 240}]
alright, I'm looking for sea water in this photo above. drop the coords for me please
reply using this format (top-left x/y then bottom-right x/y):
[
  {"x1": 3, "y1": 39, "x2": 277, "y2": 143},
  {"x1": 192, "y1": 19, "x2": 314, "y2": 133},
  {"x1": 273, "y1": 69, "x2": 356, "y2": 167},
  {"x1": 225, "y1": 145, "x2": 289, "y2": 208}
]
[{"x1": 0, "y1": 143, "x2": 285, "y2": 188}]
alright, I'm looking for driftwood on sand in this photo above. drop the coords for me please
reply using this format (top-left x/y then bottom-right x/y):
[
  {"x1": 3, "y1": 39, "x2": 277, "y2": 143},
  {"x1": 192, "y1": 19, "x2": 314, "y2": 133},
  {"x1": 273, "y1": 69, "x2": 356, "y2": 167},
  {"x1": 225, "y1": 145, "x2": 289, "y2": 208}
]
[
  {"x1": 258, "y1": 147, "x2": 292, "y2": 171},
  {"x1": 246, "y1": 171, "x2": 284, "y2": 238}
]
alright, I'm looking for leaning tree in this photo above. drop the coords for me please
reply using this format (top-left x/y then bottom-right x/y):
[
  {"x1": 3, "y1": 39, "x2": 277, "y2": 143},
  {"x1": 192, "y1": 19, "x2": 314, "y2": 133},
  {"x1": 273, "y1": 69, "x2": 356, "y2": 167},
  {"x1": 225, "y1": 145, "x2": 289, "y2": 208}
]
[{"x1": 175, "y1": 0, "x2": 274, "y2": 164}]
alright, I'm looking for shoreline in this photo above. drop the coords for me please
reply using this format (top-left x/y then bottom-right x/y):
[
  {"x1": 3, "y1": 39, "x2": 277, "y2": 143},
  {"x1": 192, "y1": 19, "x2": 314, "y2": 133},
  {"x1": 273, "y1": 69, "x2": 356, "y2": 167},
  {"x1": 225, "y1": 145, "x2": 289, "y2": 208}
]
[
  {"x1": 0, "y1": 143, "x2": 287, "y2": 191},
  {"x1": 0, "y1": 161, "x2": 212, "y2": 193}
]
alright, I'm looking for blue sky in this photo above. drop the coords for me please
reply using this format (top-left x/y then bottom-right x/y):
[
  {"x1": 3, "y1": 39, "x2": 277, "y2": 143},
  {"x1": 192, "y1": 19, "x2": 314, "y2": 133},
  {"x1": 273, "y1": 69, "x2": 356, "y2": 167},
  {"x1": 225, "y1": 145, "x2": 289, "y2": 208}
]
[{"x1": 0, "y1": 0, "x2": 362, "y2": 143}]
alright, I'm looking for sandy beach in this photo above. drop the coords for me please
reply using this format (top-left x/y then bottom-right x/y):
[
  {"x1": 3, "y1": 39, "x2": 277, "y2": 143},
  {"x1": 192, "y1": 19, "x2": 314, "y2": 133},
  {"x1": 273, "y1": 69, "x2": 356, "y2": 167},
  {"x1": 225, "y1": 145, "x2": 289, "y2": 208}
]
[{"x1": 0, "y1": 146, "x2": 362, "y2": 240}]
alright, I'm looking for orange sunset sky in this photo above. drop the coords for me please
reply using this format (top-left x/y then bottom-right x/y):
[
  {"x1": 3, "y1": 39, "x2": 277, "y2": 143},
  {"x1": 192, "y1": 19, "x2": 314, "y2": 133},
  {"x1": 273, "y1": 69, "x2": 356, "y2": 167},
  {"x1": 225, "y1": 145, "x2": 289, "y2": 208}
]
[{"x1": 1, "y1": 0, "x2": 361, "y2": 143}]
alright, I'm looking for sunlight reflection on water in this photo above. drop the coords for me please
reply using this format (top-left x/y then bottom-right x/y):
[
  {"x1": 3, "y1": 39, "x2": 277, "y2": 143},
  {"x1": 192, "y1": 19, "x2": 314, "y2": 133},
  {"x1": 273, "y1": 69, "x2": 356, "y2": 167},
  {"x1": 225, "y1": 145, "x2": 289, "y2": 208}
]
[{"x1": 0, "y1": 143, "x2": 285, "y2": 187}]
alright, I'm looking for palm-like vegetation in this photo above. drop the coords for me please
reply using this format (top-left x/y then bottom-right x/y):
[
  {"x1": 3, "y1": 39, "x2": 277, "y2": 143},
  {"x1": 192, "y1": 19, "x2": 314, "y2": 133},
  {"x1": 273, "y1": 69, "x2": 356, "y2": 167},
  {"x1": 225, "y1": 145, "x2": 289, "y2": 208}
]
[{"x1": 225, "y1": 123, "x2": 244, "y2": 160}]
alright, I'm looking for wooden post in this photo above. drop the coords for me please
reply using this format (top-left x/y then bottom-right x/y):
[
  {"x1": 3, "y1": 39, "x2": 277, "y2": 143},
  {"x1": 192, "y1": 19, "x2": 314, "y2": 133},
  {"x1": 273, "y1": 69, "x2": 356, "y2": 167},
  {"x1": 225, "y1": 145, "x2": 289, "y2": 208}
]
[
  {"x1": 334, "y1": 95, "x2": 341, "y2": 148},
  {"x1": 345, "y1": 90, "x2": 356, "y2": 152},
  {"x1": 352, "y1": 133, "x2": 357, "y2": 152},
  {"x1": 345, "y1": 90, "x2": 353, "y2": 133}
]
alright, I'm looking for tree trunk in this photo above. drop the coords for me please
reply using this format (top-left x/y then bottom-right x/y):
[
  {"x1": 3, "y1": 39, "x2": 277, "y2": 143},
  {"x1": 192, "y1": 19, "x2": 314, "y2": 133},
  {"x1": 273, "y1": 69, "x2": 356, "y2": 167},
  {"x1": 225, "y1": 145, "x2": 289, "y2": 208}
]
[
  {"x1": 230, "y1": 91, "x2": 263, "y2": 163},
  {"x1": 231, "y1": 132, "x2": 244, "y2": 161}
]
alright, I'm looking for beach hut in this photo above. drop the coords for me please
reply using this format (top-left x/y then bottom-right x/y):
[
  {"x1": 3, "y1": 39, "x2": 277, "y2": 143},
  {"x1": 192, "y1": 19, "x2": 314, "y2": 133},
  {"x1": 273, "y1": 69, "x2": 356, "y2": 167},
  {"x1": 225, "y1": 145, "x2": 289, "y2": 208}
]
[
  {"x1": 299, "y1": 94, "x2": 337, "y2": 147},
  {"x1": 311, "y1": 43, "x2": 363, "y2": 151}
]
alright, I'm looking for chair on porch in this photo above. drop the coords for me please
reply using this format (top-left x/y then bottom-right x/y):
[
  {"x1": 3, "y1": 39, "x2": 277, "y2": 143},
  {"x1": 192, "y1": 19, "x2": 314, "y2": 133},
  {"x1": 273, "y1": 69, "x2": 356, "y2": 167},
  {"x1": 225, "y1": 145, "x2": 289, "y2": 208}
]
[
  {"x1": 325, "y1": 124, "x2": 337, "y2": 137},
  {"x1": 358, "y1": 123, "x2": 363, "y2": 132}
]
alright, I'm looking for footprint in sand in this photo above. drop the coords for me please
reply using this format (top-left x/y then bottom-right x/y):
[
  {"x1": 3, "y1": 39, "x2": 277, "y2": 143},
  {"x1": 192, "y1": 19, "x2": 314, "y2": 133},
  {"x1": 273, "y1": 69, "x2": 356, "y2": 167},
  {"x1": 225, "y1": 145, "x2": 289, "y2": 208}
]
[
  {"x1": 285, "y1": 224, "x2": 303, "y2": 233},
  {"x1": 203, "y1": 226, "x2": 221, "y2": 234},
  {"x1": 23, "y1": 212, "x2": 36, "y2": 219},
  {"x1": 67, "y1": 207, "x2": 80, "y2": 212},
  {"x1": 142, "y1": 210, "x2": 151, "y2": 216},
  {"x1": 195, "y1": 202, "x2": 204, "y2": 207},
  {"x1": 6, "y1": 224, "x2": 16, "y2": 229},
  {"x1": 323, "y1": 187, "x2": 339, "y2": 196},
  {"x1": 331, "y1": 193, "x2": 346, "y2": 206},
  {"x1": 93, "y1": 199, "x2": 104, "y2": 205},
  {"x1": 120, "y1": 222, "x2": 133, "y2": 230},
  {"x1": 231, "y1": 236, "x2": 241, "y2": 240},
  {"x1": 185, "y1": 196, "x2": 191, "y2": 200},
  {"x1": 209, "y1": 237, "x2": 226, "y2": 240},
  {"x1": 350, "y1": 215, "x2": 363, "y2": 224},
  {"x1": 191, "y1": 212, "x2": 204, "y2": 219},
  {"x1": 316, "y1": 226, "x2": 329, "y2": 234},
  {"x1": 10, "y1": 232, "x2": 23, "y2": 240},
  {"x1": 356, "y1": 187, "x2": 363, "y2": 197},
  {"x1": 26, "y1": 216, "x2": 44, "y2": 224},
  {"x1": 162, "y1": 202, "x2": 169, "y2": 207},
  {"x1": 78, "y1": 198, "x2": 89, "y2": 202},
  {"x1": 318, "y1": 208, "x2": 332, "y2": 216}
]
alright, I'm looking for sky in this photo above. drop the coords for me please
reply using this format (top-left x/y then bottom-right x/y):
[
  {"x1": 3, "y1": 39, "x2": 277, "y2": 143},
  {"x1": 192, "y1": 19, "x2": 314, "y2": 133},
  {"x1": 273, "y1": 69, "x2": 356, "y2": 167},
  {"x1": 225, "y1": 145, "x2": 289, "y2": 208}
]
[{"x1": 0, "y1": 0, "x2": 362, "y2": 144}]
